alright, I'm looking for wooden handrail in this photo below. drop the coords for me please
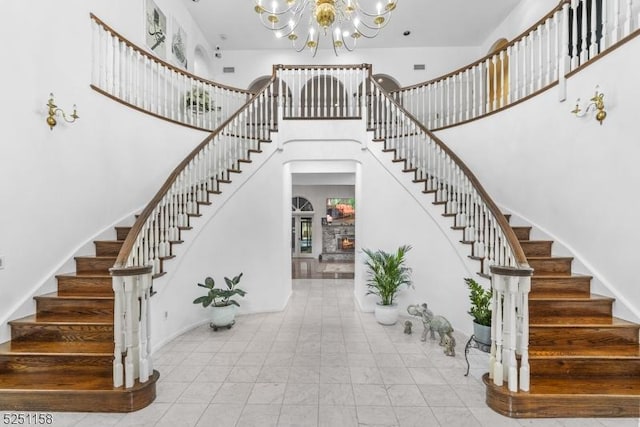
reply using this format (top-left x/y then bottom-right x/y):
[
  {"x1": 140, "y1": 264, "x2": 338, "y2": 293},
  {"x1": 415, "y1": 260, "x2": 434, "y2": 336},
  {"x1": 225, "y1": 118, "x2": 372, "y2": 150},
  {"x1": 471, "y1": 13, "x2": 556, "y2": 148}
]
[
  {"x1": 393, "y1": 1, "x2": 570, "y2": 93},
  {"x1": 370, "y1": 78, "x2": 529, "y2": 267},
  {"x1": 89, "y1": 13, "x2": 251, "y2": 96},
  {"x1": 112, "y1": 74, "x2": 277, "y2": 270}
]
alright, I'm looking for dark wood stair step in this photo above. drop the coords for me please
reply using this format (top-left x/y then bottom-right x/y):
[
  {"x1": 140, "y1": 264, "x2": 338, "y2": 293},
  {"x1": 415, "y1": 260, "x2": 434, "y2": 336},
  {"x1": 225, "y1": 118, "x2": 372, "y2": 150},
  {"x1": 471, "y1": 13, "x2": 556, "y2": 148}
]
[
  {"x1": 529, "y1": 318, "x2": 640, "y2": 347},
  {"x1": 115, "y1": 226, "x2": 131, "y2": 241},
  {"x1": 34, "y1": 293, "x2": 114, "y2": 322},
  {"x1": 94, "y1": 240, "x2": 124, "y2": 256},
  {"x1": 75, "y1": 256, "x2": 117, "y2": 274},
  {"x1": 529, "y1": 294, "x2": 613, "y2": 323},
  {"x1": 530, "y1": 275, "x2": 592, "y2": 298},
  {"x1": 528, "y1": 256, "x2": 573, "y2": 276},
  {"x1": 0, "y1": 370, "x2": 159, "y2": 412},
  {"x1": 484, "y1": 374, "x2": 640, "y2": 417},
  {"x1": 511, "y1": 226, "x2": 531, "y2": 241},
  {"x1": 9, "y1": 315, "x2": 113, "y2": 343},
  {"x1": 519, "y1": 240, "x2": 553, "y2": 257},
  {"x1": 529, "y1": 354, "x2": 640, "y2": 378},
  {"x1": 0, "y1": 341, "x2": 113, "y2": 354},
  {"x1": 56, "y1": 273, "x2": 113, "y2": 297}
]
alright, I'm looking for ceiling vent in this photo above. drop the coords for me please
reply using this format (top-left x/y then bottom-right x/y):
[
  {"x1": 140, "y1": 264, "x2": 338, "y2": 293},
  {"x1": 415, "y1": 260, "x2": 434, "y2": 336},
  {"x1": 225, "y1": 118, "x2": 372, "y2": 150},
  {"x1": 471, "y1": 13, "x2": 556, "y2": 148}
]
[
  {"x1": 223, "y1": 67, "x2": 235, "y2": 73},
  {"x1": 413, "y1": 64, "x2": 426, "y2": 71}
]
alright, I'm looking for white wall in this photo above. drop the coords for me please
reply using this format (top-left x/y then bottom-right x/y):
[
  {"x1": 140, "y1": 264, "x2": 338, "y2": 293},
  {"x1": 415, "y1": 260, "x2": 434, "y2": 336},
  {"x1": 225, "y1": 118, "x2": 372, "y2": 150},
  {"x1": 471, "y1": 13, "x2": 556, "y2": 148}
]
[
  {"x1": 0, "y1": 0, "x2": 215, "y2": 341},
  {"x1": 437, "y1": 36, "x2": 640, "y2": 323},
  {"x1": 481, "y1": 0, "x2": 559, "y2": 53}
]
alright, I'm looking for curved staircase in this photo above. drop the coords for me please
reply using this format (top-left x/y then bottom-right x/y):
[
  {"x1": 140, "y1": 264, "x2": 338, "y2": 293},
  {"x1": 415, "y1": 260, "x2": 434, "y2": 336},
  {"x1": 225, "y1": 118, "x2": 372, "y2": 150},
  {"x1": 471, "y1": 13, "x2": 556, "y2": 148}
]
[
  {"x1": 485, "y1": 223, "x2": 640, "y2": 417},
  {"x1": 0, "y1": 225, "x2": 158, "y2": 412}
]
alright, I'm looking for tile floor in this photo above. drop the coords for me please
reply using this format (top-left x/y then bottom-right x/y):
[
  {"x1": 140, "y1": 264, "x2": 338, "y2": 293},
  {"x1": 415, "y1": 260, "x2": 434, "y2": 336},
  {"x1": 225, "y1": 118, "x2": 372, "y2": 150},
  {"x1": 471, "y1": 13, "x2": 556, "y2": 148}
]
[{"x1": 3, "y1": 278, "x2": 639, "y2": 426}]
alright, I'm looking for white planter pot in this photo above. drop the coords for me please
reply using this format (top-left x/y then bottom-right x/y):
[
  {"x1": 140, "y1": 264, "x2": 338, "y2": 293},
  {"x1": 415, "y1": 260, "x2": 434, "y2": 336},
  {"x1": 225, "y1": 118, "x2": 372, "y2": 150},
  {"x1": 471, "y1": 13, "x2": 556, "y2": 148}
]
[
  {"x1": 374, "y1": 303, "x2": 399, "y2": 325},
  {"x1": 210, "y1": 304, "x2": 238, "y2": 330}
]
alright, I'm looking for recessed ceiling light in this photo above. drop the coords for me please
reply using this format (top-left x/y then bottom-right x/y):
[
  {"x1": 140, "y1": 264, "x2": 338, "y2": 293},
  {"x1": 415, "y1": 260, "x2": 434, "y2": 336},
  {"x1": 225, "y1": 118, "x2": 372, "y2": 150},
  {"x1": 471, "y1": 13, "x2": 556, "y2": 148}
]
[{"x1": 403, "y1": 30, "x2": 411, "y2": 36}]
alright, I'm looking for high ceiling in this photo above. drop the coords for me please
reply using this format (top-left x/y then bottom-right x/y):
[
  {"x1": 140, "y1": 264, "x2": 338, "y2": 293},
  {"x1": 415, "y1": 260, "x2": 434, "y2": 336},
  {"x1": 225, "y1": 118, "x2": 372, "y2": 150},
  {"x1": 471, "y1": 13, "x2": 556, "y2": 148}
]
[{"x1": 181, "y1": 0, "x2": 523, "y2": 51}]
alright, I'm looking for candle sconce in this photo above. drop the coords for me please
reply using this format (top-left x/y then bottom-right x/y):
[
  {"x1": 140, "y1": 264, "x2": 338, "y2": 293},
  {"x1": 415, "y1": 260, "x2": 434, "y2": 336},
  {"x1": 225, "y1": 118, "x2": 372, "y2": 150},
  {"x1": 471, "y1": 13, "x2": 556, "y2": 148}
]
[
  {"x1": 46, "y1": 93, "x2": 79, "y2": 130},
  {"x1": 571, "y1": 86, "x2": 607, "y2": 125}
]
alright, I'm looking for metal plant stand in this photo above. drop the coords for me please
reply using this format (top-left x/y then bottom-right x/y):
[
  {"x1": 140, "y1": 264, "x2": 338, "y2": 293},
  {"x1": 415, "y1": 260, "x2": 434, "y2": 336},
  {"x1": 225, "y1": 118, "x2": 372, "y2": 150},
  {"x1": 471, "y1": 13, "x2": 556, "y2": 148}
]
[{"x1": 464, "y1": 334, "x2": 491, "y2": 376}]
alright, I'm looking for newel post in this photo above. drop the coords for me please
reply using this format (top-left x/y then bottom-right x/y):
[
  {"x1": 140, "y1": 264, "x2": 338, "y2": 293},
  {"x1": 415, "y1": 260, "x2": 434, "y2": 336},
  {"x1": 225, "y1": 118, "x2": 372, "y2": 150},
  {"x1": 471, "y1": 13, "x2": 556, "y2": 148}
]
[
  {"x1": 110, "y1": 265, "x2": 154, "y2": 388},
  {"x1": 490, "y1": 265, "x2": 534, "y2": 392}
]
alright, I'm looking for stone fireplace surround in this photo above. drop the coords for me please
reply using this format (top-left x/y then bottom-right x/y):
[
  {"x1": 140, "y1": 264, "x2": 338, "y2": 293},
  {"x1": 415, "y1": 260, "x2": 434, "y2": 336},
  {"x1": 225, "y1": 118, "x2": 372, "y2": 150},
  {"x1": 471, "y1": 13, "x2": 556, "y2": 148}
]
[{"x1": 320, "y1": 224, "x2": 355, "y2": 262}]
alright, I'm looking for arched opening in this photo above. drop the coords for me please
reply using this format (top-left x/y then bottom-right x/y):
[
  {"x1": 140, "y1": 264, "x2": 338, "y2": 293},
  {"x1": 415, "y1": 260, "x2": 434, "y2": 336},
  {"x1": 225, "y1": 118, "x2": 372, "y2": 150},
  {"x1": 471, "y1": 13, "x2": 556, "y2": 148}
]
[
  {"x1": 192, "y1": 45, "x2": 213, "y2": 79},
  {"x1": 487, "y1": 38, "x2": 510, "y2": 110},
  {"x1": 300, "y1": 75, "x2": 348, "y2": 118},
  {"x1": 247, "y1": 75, "x2": 292, "y2": 125}
]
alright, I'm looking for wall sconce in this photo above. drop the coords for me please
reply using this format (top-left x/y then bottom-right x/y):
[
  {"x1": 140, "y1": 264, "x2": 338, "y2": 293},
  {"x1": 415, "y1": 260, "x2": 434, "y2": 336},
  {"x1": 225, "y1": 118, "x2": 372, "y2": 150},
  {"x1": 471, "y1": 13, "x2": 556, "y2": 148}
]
[
  {"x1": 571, "y1": 86, "x2": 607, "y2": 125},
  {"x1": 46, "y1": 93, "x2": 79, "y2": 130}
]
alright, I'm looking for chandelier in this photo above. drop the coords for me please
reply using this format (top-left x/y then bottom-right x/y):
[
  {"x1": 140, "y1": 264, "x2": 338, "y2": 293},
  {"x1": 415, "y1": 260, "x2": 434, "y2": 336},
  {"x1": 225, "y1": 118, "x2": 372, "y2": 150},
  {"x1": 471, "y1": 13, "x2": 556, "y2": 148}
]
[{"x1": 254, "y1": 0, "x2": 398, "y2": 56}]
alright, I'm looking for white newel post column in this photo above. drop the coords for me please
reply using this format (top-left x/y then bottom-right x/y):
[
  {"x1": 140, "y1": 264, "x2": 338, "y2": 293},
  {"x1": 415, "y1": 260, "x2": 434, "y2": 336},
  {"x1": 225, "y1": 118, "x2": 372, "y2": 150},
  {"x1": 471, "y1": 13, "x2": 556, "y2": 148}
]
[
  {"x1": 490, "y1": 265, "x2": 534, "y2": 392},
  {"x1": 110, "y1": 265, "x2": 154, "y2": 388}
]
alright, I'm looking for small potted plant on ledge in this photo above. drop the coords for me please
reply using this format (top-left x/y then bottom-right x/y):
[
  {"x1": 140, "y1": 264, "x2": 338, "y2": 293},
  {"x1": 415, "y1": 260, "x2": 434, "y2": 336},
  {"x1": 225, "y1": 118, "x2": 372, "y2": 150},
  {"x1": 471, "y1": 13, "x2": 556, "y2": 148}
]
[
  {"x1": 185, "y1": 87, "x2": 213, "y2": 114},
  {"x1": 364, "y1": 245, "x2": 413, "y2": 325},
  {"x1": 193, "y1": 273, "x2": 246, "y2": 331},
  {"x1": 464, "y1": 277, "x2": 492, "y2": 346}
]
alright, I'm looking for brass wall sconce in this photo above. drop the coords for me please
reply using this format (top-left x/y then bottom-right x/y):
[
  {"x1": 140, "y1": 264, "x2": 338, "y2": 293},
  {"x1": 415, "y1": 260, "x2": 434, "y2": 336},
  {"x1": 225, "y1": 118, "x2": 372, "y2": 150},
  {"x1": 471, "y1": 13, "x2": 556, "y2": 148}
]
[
  {"x1": 46, "y1": 93, "x2": 79, "y2": 130},
  {"x1": 571, "y1": 86, "x2": 607, "y2": 125}
]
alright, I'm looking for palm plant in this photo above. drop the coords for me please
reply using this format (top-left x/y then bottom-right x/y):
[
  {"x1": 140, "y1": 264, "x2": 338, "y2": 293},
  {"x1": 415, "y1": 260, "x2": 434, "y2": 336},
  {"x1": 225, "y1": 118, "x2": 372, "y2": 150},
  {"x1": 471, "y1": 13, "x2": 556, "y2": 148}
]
[{"x1": 363, "y1": 245, "x2": 413, "y2": 306}]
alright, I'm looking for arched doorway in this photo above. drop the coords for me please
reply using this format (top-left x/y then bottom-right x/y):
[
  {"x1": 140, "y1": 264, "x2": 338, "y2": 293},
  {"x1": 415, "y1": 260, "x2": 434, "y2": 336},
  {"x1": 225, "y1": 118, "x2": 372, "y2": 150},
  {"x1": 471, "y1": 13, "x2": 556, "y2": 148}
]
[
  {"x1": 487, "y1": 38, "x2": 510, "y2": 110},
  {"x1": 291, "y1": 196, "x2": 314, "y2": 257},
  {"x1": 192, "y1": 45, "x2": 213, "y2": 79}
]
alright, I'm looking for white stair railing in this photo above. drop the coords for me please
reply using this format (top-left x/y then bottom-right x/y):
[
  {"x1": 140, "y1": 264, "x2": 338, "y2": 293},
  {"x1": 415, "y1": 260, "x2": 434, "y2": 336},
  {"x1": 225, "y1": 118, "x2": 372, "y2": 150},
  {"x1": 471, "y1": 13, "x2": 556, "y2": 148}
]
[
  {"x1": 392, "y1": 0, "x2": 640, "y2": 129},
  {"x1": 274, "y1": 64, "x2": 371, "y2": 119},
  {"x1": 109, "y1": 74, "x2": 277, "y2": 388},
  {"x1": 90, "y1": 14, "x2": 252, "y2": 132},
  {"x1": 369, "y1": 78, "x2": 533, "y2": 392}
]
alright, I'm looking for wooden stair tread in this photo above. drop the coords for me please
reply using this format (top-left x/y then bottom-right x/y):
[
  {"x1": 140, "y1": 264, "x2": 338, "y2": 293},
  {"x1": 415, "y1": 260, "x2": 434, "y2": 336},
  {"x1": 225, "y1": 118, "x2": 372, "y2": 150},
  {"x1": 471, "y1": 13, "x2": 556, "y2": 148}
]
[
  {"x1": 529, "y1": 294, "x2": 613, "y2": 302},
  {"x1": 9, "y1": 315, "x2": 113, "y2": 326},
  {"x1": 35, "y1": 292, "x2": 113, "y2": 301},
  {"x1": 57, "y1": 272, "x2": 112, "y2": 279},
  {"x1": 528, "y1": 377, "x2": 640, "y2": 395},
  {"x1": 530, "y1": 345, "x2": 640, "y2": 358},
  {"x1": 0, "y1": 341, "x2": 113, "y2": 355},
  {"x1": 530, "y1": 317, "x2": 639, "y2": 328}
]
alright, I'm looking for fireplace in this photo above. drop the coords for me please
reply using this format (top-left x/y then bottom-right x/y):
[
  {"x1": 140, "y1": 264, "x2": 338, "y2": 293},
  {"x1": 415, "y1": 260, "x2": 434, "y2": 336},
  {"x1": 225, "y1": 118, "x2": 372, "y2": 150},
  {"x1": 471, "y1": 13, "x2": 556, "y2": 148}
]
[{"x1": 337, "y1": 235, "x2": 355, "y2": 252}]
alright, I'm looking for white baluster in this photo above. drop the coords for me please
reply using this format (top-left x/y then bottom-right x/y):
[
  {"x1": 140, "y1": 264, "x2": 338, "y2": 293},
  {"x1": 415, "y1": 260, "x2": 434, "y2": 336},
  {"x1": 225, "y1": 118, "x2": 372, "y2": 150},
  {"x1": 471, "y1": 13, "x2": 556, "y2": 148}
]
[
  {"x1": 111, "y1": 276, "x2": 125, "y2": 387},
  {"x1": 518, "y1": 274, "x2": 532, "y2": 391},
  {"x1": 624, "y1": 0, "x2": 633, "y2": 35},
  {"x1": 138, "y1": 272, "x2": 151, "y2": 383},
  {"x1": 506, "y1": 275, "x2": 518, "y2": 392},
  {"x1": 492, "y1": 274, "x2": 505, "y2": 385}
]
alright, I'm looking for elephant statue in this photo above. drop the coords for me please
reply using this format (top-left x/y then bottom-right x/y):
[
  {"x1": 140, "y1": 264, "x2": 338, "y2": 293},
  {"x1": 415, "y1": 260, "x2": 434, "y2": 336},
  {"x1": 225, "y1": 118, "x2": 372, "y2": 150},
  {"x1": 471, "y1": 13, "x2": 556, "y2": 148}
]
[{"x1": 407, "y1": 303, "x2": 456, "y2": 356}]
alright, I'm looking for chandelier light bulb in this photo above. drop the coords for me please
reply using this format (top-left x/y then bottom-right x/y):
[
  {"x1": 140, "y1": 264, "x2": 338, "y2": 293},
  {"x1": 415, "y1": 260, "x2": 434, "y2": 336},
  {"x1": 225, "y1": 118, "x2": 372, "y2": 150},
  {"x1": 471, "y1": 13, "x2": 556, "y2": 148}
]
[{"x1": 254, "y1": 0, "x2": 398, "y2": 56}]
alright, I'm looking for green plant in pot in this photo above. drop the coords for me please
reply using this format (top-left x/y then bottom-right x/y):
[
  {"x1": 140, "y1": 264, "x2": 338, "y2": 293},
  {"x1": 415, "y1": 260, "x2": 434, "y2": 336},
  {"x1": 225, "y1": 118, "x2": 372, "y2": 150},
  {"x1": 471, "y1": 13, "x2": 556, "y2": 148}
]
[
  {"x1": 464, "y1": 277, "x2": 492, "y2": 346},
  {"x1": 185, "y1": 87, "x2": 213, "y2": 114},
  {"x1": 193, "y1": 273, "x2": 246, "y2": 331},
  {"x1": 364, "y1": 245, "x2": 413, "y2": 325}
]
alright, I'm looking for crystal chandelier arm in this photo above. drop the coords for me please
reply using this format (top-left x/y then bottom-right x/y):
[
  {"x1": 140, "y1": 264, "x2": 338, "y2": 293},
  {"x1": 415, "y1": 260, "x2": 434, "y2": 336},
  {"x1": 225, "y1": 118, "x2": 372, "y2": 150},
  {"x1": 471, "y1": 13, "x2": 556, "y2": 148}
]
[
  {"x1": 255, "y1": 0, "x2": 311, "y2": 31},
  {"x1": 351, "y1": 0, "x2": 397, "y2": 17}
]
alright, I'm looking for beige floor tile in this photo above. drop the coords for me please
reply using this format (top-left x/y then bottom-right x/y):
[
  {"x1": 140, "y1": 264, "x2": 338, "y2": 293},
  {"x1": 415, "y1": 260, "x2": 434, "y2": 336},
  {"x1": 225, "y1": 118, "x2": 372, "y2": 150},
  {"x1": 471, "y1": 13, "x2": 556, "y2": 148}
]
[{"x1": 278, "y1": 404, "x2": 318, "y2": 427}]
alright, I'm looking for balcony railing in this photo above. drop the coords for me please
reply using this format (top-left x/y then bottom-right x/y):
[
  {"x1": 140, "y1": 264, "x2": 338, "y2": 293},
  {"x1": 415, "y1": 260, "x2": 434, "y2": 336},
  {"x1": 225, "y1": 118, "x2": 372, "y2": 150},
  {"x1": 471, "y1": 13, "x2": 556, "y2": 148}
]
[{"x1": 391, "y1": 0, "x2": 640, "y2": 129}]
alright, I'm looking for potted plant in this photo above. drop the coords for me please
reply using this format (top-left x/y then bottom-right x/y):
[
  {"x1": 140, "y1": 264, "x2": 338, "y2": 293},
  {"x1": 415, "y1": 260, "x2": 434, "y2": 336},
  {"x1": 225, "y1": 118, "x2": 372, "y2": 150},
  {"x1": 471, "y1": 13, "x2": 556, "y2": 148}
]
[
  {"x1": 193, "y1": 273, "x2": 246, "y2": 330},
  {"x1": 363, "y1": 245, "x2": 413, "y2": 325},
  {"x1": 464, "y1": 277, "x2": 492, "y2": 346},
  {"x1": 185, "y1": 87, "x2": 213, "y2": 114}
]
